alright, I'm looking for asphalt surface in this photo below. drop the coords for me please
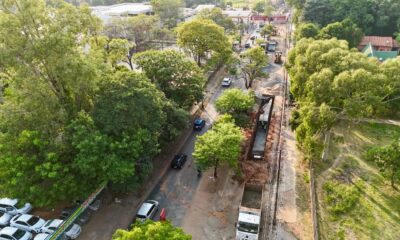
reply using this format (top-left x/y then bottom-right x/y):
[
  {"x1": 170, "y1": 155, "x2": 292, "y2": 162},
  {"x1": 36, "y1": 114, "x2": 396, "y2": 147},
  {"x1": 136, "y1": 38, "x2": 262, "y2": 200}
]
[{"x1": 146, "y1": 74, "x2": 246, "y2": 227}]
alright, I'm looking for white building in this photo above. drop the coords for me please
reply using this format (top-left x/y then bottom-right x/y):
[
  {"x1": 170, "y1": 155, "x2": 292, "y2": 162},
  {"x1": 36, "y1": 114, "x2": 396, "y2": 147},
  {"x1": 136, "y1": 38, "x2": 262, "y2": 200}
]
[
  {"x1": 194, "y1": 4, "x2": 215, "y2": 13},
  {"x1": 91, "y1": 3, "x2": 153, "y2": 24}
]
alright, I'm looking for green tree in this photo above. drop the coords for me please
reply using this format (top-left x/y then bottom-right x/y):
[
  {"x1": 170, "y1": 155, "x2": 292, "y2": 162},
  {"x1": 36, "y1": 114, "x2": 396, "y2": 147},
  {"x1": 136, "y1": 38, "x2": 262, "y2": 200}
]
[
  {"x1": 193, "y1": 115, "x2": 243, "y2": 178},
  {"x1": 240, "y1": 46, "x2": 268, "y2": 89},
  {"x1": 151, "y1": 0, "x2": 183, "y2": 28},
  {"x1": 252, "y1": 1, "x2": 265, "y2": 13},
  {"x1": 0, "y1": 0, "x2": 105, "y2": 206},
  {"x1": 176, "y1": 19, "x2": 231, "y2": 66},
  {"x1": 260, "y1": 24, "x2": 275, "y2": 38},
  {"x1": 318, "y1": 19, "x2": 363, "y2": 48},
  {"x1": 215, "y1": 89, "x2": 255, "y2": 126},
  {"x1": 197, "y1": 7, "x2": 236, "y2": 33},
  {"x1": 366, "y1": 139, "x2": 400, "y2": 188},
  {"x1": 134, "y1": 50, "x2": 206, "y2": 108},
  {"x1": 113, "y1": 220, "x2": 192, "y2": 240},
  {"x1": 294, "y1": 23, "x2": 319, "y2": 41}
]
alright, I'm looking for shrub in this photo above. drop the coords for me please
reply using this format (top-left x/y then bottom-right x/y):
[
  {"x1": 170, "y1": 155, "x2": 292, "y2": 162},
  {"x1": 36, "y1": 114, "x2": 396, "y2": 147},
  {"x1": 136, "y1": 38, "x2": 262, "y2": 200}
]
[{"x1": 323, "y1": 180, "x2": 360, "y2": 215}]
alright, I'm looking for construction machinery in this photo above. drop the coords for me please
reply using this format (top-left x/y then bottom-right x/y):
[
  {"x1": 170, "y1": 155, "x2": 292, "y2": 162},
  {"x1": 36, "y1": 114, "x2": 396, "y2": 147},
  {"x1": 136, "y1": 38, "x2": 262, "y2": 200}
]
[{"x1": 274, "y1": 51, "x2": 282, "y2": 64}]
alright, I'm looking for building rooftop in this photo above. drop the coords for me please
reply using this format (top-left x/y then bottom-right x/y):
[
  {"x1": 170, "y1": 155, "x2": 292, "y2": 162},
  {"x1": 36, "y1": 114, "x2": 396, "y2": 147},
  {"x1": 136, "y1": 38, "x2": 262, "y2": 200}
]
[
  {"x1": 194, "y1": 4, "x2": 215, "y2": 13},
  {"x1": 223, "y1": 9, "x2": 253, "y2": 18},
  {"x1": 359, "y1": 36, "x2": 399, "y2": 49},
  {"x1": 91, "y1": 3, "x2": 153, "y2": 23},
  {"x1": 362, "y1": 43, "x2": 398, "y2": 62}
]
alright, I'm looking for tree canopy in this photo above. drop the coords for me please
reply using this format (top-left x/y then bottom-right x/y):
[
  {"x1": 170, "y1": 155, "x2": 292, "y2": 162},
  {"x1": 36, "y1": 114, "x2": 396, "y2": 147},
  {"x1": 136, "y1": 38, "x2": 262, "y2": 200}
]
[
  {"x1": 176, "y1": 19, "x2": 231, "y2": 66},
  {"x1": 240, "y1": 46, "x2": 268, "y2": 88},
  {"x1": 318, "y1": 19, "x2": 363, "y2": 48},
  {"x1": 134, "y1": 50, "x2": 206, "y2": 108},
  {"x1": 113, "y1": 220, "x2": 192, "y2": 240},
  {"x1": 151, "y1": 0, "x2": 183, "y2": 28},
  {"x1": 294, "y1": 23, "x2": 319, "y2": 41},
  {"x1": 197, "y1": 7, "x2": 236, "y2": 33},
  {"x1": 193, "y1": 115, "x2": 243, "y2": 178},
  {"x1": 286, "y1": 38, "x2": 400, "y2": 160}
]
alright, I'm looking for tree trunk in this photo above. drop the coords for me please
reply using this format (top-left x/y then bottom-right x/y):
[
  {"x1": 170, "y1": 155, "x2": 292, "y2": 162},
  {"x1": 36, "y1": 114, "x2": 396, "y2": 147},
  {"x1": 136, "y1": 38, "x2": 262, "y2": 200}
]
[
  {"x1": 391, "y1": 172, "x2": 396, "y2": 189},
  {"x1": 214, "y1": 159, "x2": 219, "y2": 178},
  {"x1": 197, "y1": 55, "x2": 201, "y2": 67}
]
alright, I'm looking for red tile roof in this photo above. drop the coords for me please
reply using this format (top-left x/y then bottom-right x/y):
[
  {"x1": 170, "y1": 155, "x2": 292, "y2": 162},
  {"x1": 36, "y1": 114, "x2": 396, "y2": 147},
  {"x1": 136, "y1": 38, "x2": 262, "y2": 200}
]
[{"x1": 359, "y1": 36, "x2": 399, "y2": 48}]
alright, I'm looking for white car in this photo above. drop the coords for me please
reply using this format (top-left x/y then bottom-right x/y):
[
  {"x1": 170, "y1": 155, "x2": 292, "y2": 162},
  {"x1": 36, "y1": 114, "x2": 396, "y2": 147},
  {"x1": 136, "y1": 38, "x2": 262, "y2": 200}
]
[
  {"x1": 41, "y1": 219, "x2": 81, "y2": 239},
  {"x1": 0, "y1": 227, "x2": 32, "y2": 240},
  {"x1": 136, "y1": 200, "x2": 159, "y2": 221},
  {"x1": 221, "y1": 77, "x2": 232, "y2": 87},
  {"x1": 10, "y1": 214, "x2": 45, "y2": 234},
  {"x1": 0, "y1": 199, "x2": 32, "y2": 215},
  {"x1": 33, "y1": 233, "x2": 49, "y2": 240},
  {"x1": 0, "y1": 212, "x2": 12, "y2": 226}
]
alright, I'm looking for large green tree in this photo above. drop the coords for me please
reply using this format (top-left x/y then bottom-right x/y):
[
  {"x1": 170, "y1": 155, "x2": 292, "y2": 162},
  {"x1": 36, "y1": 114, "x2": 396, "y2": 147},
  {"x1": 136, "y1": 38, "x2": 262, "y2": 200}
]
[
  {"x1": 0, "y1": 0, "x2": 105, "y2": 206},
  {"x1": 215, "y1": 89, "x2": 255, "y2": 126},
  {"x1": 240, "y1": 46, "x2": 268, "y2": 89},
  {"x1": 134, "y1": 50, "x2": 205, "y2": 108},
  {"x1": 287, "y1": 38, "x2": 399, "y2": 160},
  {"x1": 176, "y1": 19, "x2": 231, "y2": 66},
  {"x1": 151, "y1": 0, "x2": 183, "y2": 28},
  {"x1": 294, "y1": 23, "x2": 319, "y2": 41},
  {"x1": 366, "y1": 139, "x2": 400, "y2": 188},
  {"x1": 318, "y1": 19, "x2": 363, "y2": 48},
  {"x1": 193, "y1": 115, "x2": 243, "y2": 178},
  {"x1": 113, "y1": 220, "x2": 191, "y2": 240},
  {"x1": 197, "y1": 7, "x2": 236, "y2": 33}
]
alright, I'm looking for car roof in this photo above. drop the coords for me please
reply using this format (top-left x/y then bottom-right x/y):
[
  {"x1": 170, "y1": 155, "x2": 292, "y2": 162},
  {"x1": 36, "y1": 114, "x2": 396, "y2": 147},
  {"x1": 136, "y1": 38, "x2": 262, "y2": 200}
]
[
  {"x1": 34, "y1": 233, "x2": 50, "y2": 240},
  {"x1": 194, "y1": 119, "x2": 204, "y2": 124},
  {"x1": 137, "y1": 202, "x2": 154, "y2": 216},
  {"x1": 0, "y1": 198, "x2": 18, "y2": 206},
  {"x1": 45, "y1": 219, "x2": 63, "y2": 228},
  {"x1": 0, "y1": 227, "x2": 18, "y2": 235},
  {"x1": 14, "y1": 214, "x2": 33, "y2": 222}
]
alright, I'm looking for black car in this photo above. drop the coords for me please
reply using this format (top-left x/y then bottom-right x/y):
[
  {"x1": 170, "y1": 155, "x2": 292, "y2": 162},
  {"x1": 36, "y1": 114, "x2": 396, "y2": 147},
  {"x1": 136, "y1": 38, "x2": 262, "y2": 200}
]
[
  {"x1": 193, "y1": 118, "x2": 205, "y2": 131},
  {"x1": 60, "y1": 206, "x2": 91, "y2": 225},
  {"x1": 244, "y1": 43, "x2": 251, "y2": 48},
  {"x1": 171, "y1": 154, "x2": 188, "y2": 169}
]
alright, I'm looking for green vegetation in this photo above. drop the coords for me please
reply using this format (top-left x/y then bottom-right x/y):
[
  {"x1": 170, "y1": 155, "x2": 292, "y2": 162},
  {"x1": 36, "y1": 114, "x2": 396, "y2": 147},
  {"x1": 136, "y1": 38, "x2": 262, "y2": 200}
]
[
  {"x1": 134, "y1": 50, "x2": 206, "y2": 108},
  {"x1": 113, "y1": 220, "x2": 191, "y2": 240},
  {"x1": 197, "y1": 7, "x2": 236, "y2": 33},
  {"x1": 176, "y1": 19, "x2": 232, "y2": 67},
  {"x1": 151, "y1": 0, "x2": 184, "y2": 28},
  {"x1": 317, "y1": 122, "x2": 400, "y2": 240},
  {"x1": 286, "y1": 38, "x2": 400, "y2": 160},
  {"x1": 215, "y1": 89, "x2": 255, "y2": 127},
  {"x1": 290, "y1": 0, "x2": 400, "y2": 36},
  {"x1": 193, "y1": 115, "x2": 243, "y2": 178},
  {"x1": 0, "y1": 0, "x2": 190, "y2": 206},
  {"x1": 240, "y1": 46, "x2": 268, "y2": 89}
]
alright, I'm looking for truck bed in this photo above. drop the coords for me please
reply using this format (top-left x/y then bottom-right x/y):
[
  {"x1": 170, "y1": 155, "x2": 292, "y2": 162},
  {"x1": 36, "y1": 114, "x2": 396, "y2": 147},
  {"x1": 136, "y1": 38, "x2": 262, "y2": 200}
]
[{"x1": 241, "y1": 184, "x2": 263, "y2": 209}]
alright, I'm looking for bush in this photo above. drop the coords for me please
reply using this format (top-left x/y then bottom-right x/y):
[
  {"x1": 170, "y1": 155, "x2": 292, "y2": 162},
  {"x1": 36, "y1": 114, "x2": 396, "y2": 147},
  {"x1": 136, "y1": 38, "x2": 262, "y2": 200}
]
[{"x1": 323, "y1": 180, "x2": 360, "y2": 215}]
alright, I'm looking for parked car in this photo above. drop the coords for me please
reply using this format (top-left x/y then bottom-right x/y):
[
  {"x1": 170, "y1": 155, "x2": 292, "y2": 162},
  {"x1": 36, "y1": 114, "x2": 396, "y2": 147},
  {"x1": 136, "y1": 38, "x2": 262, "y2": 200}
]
[
  {"x1": 171, "y1": 154, "x2": 188, "y2": 169},
  {"x1": 221, "y1": 77, "x2": 232, "y2": 87},
  {"x1": 59, "y1": 207, "x2": 90, "y2": 225},
  {"x1": 193, "y1": 118, "x2": 205, "y2": 131},
  {"x1": 0, "y1": 212, "x2": 12, "y2": 227},
  {"x1": 41, "y1": 219, "x2": 81, "y2": 239},
  {"x1": 33, "y1": 234, "x2": 49, "y2": 240},
  {"x1": 244, "y1": 43, "x2": 251, "y2": 48},
  {"x1": 136, "y1": 200, "x2": 159, "y2": 221},
  {"x1": 0, "y1": 227, "x2": 32, "y2": 240},
  {"x1": 0, "y1": 199, "x2": 32, "y2": 215},
  {"x1": 10, "y1": 214, "x2": 45, "y2": 234}
]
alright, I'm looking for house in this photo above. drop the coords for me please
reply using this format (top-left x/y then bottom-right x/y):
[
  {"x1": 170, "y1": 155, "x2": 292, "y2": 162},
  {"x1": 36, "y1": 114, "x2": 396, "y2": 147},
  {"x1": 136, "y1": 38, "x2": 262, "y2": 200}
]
[
  {"x1": 91, "y1": 3, "x2": 153, "y2": 24},
  {"x1": 358, "y1": 36, "x2": 400, "y2": 51},
  {"x1": 362, "y1": 43, "x2": 398, "y2": 62}
]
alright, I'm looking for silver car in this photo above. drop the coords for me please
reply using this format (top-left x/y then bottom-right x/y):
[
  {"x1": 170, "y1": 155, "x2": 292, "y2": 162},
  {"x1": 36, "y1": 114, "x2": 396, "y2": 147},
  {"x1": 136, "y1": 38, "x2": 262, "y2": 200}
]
[
  {"x1": 33, "y1": 233, "x2": 49, "y2": 240},
  {"x1": 136, "y1": 200, "x2": 159, "y2": 221},
  {"x1": 41, "y1": 219, "x2": 81, "y2": 239},
  {"x1": 221, "y1": 77, "x2": 232, "y2": 87},
  {"x1": 0, "y1": 199, "x2": 32, "y2": 216},
  {"x1": 0, "y1": 212, "x2": 12, "y2": 227},
  {"x1": 0, "y1": 227, "x2": 32, "y2": 240},
  {"x1": 10, "y1": 214, "x2": 45, "y2": 234}
]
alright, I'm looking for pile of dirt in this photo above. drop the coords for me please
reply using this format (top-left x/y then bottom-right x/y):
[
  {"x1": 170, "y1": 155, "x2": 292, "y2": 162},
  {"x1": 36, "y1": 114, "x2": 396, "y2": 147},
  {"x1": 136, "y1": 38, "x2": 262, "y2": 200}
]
[{"x1": 240, "y1": 160, "x2": 268, "y2": 184}]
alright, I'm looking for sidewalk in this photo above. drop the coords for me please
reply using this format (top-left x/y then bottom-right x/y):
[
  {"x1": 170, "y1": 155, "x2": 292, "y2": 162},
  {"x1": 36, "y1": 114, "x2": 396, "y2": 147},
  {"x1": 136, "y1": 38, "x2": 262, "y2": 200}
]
[{"x1": 78, "y1": 66, "x2": 226, "y2": 240}]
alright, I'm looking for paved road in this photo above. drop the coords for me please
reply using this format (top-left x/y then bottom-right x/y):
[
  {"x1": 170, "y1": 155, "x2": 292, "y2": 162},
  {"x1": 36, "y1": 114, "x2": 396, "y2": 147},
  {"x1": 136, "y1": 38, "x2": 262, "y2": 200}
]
[{"x1": 147, "y1": 73, "x2": 246, "y2": 227}]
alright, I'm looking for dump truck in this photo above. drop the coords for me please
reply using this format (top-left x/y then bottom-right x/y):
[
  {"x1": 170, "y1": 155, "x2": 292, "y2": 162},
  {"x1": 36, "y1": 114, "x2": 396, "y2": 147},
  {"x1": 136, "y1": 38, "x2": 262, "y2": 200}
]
[
  {"x1": 251, "y1": 95, "x2": 274, "y2": 160},
  {"x1": 236, "y1": 183, "x2": 264, "y2": 240}
]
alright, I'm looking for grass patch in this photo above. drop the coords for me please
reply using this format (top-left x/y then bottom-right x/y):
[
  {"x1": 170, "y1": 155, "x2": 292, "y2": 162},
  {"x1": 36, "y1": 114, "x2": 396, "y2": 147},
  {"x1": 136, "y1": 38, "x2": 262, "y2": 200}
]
[{"x1": 317, "y1": 121, "x2": 400, "y2": 240}]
